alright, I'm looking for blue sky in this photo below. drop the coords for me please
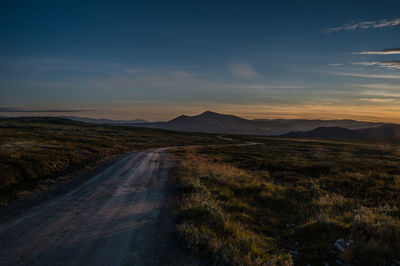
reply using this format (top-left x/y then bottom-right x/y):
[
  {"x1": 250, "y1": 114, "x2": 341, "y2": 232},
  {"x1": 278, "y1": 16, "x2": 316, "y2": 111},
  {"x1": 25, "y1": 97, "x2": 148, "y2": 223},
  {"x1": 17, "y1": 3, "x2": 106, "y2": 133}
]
[{"x1": 1, "y1": 0, "x2": 400, "y2": 121}]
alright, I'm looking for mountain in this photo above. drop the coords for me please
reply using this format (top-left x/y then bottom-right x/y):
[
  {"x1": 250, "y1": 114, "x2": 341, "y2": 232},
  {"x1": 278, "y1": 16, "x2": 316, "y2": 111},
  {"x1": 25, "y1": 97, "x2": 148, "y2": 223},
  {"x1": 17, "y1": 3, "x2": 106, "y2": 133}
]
[
  {"x1": 59, "y1": 116, "x2": 147, "y2": 125},
  {"x1": 133, "y1": 111, "x2": 385, "y2": 135},
  {"x1": 283, "y1": 127, "x2": 359, "y2": 139},
  {"x1": 282, "y1": 124, "x2": 400, "y2": 140}
]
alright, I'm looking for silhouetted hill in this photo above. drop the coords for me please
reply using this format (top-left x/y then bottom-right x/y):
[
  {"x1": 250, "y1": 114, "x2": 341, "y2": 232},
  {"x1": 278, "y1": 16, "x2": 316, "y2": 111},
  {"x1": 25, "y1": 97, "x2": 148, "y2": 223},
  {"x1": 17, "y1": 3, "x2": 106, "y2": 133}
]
[
  {"x1": 283, "y1": 127, "x2": 358, "y2": 139},
  {"x1": 134, "y1": 111, "x2": 385, "y2": 135},
  {"x1": 59, "y1": 116, "x2": 148, "y2": 125},
  {"x1": 2, "y1": 116, "x2": 84, "y2": 125},
  {"x1": 282, "y1": 124, "x2": 400, "y2": 140},
  {"x1": 356, "y1": 124, "x2": 400, "y2": 139}
]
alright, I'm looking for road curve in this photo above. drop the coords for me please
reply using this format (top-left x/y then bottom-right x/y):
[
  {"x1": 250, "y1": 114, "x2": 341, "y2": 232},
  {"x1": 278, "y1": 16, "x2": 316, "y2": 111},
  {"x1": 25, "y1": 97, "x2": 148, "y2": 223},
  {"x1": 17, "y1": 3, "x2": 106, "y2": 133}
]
[{"x1": 0, "y1": 148, "x2": 199, "y2": 266}]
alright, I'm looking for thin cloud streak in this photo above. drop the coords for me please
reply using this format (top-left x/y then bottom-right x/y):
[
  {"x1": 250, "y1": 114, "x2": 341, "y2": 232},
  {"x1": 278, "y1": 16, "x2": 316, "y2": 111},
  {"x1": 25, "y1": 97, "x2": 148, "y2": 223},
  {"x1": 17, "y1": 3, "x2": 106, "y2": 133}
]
[
  {"x1": 353, "y1": 83, "x2": 400, "y2": 90},
  {"x1": 354, "y1": 48, "x2": 400, "y2": 55},
  {"x1": 222, "y1": 84, "x2": 307, "y2": 90},
  {"x1": 362, "y1": 91, "x2": 400, "y2": 98},
  {"x1": 353, "y1": 61, "x2": 400, "y2": 70},
  {"x1": 338, "y1": 72, "x2": 400, "y2": 79},
  {"x1": 324, "y1": 18, "x2": 400, "y2": 33},
  {"x1": 359, "y1": 98, "x2": 400, "y2": 103}
]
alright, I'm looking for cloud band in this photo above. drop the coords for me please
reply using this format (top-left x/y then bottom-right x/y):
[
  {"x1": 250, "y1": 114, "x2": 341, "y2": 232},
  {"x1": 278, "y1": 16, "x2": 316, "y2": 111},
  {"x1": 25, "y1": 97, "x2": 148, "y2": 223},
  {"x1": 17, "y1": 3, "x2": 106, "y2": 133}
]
[{"x1": 324, "y1": 18, "x2": 400, "y2": 33}]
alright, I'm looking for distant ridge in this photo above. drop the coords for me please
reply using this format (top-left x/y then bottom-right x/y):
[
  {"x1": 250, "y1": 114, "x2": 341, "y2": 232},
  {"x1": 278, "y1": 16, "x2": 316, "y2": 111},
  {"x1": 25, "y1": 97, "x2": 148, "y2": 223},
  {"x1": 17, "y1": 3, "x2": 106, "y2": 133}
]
[
  {"x1": 3, "y1": 111, "x2": 397, "y2": 138},
  {"x1": 59, "y1": 116, "x2": 148, "y2": 125},
  {"x1": 282, "y1": 124, "x2": 400, "y2": 140},
  {"x1": 132, "y1": 111, "x2": 386, "y2": 136},
  {"x1": 283, "y1": 127, "x2": 359, "y2": 139}
]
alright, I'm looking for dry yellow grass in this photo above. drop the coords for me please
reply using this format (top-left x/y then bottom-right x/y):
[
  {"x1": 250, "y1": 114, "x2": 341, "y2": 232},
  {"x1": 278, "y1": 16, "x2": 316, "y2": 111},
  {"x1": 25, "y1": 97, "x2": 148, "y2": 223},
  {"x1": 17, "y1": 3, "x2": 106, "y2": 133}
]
[{"x1": 172, "y1": 140, "x2": 400, "y2": 265}]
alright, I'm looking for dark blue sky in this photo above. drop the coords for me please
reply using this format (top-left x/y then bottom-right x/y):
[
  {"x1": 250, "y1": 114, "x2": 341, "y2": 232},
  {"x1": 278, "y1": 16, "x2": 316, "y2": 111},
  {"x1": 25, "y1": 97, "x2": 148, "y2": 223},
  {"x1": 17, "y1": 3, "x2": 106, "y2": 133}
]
[{"x1": 1, "y1": 0, "x2": 400, "y2": 121}]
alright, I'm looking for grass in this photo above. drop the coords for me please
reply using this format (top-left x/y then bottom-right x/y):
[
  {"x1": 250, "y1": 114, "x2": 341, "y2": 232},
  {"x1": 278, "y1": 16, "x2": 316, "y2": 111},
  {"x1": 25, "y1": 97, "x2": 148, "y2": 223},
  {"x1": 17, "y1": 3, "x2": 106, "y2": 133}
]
[
  {"x1": 172, "y1": 138, "x2": 400, "y2": 265},
  {"x1": 2, "y1": 117, "x2": 400, "y2": 264},
  {"x1": 0, "y1": 117, "x2": 223, "y2": 205}
]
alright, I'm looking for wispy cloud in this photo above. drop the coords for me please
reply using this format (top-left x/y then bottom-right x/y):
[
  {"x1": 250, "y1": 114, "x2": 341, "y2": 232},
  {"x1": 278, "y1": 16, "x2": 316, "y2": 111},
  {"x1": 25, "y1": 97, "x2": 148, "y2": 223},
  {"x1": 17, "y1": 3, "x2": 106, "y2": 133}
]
[
  {"x1": 323, "y1": 18, "x2": 400, "y2": 33},
  {"x1": 359, "y1": 98, "x2": 400, "y2": 103},
  {"x1": 358, "y1": 88, "x2": 400, "y2": 103},
  {"x1": 232, "y1": 84, "x2": 307, "y2": 89},
  {"x1": 353, "y1": 48, "x2": 400, "y2": 55},
  {"x1": 338, "y1": 72, "x2": 400, "y2": 79},
  {"x1": 329, "y1": 63, "x2": 343, "y2": 66},
  {"x1": 362, "y1": 91, "x2": 400, "y2": 98},
  {"x1": 353, "y1": 83, "x2": 400, "y2": 90},
  {"x1": 228, "y1": 63, "x2": 258, "y2": 78},
  {"x1": 353, "y1": 61, "x2": 400, "y2": 70}
]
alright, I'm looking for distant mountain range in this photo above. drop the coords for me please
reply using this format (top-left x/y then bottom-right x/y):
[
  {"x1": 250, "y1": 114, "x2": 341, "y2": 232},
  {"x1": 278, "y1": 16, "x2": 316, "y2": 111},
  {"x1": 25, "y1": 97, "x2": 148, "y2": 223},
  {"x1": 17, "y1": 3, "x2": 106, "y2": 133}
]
[
  {"x1": 130, "y1": 111, "x2": 386, "y2": 136},
  {"x1": 59, "y1": 116, "x2": 148, "y2": 125},
  {"x1": 4, "y1": 111, "x2": 399, "y2": 139},
  {"x1": 282, "y1": 124, "x2": 400, "y2": 140}
]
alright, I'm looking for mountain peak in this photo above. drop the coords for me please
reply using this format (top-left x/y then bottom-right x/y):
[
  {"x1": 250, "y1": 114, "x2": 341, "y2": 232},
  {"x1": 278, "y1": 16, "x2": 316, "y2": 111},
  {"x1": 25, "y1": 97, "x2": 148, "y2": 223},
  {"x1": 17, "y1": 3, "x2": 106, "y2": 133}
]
[
  {"x1": 198, "y1": 111, "x2": 220, "y2": 116},
  {"x1": 195, "y1": 111, "x2": 244, "y2": 121}
]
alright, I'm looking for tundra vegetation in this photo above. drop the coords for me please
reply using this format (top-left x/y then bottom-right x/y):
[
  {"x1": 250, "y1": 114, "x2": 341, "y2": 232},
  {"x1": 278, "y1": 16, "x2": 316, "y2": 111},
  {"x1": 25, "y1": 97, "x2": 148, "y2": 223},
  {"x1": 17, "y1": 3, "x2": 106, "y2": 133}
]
[
  {"x1": 1, "y1": 117, "x2": 399, "y2": 265},
  {"x1": 173, "y1": 138, "x2": 400, "y2": 265},
  {"x1": 0, "y1": 117, "x2": 223, "y2": 205}
]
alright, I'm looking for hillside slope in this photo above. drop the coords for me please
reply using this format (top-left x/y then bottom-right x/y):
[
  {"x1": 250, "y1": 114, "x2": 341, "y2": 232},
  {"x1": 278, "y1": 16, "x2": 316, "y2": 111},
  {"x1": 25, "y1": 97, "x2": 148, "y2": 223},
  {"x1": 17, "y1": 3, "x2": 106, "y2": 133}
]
[{"x1": 283, "y1": 124, "x2": 400, "y2": 140}]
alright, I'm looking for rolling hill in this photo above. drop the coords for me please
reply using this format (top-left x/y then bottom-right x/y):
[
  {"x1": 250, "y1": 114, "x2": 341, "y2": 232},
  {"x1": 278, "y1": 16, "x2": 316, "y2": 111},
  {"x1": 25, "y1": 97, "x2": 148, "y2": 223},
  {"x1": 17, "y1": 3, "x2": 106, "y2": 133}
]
[{"x1": 282, "y1": 124, "x2": 400, "y2": 140}]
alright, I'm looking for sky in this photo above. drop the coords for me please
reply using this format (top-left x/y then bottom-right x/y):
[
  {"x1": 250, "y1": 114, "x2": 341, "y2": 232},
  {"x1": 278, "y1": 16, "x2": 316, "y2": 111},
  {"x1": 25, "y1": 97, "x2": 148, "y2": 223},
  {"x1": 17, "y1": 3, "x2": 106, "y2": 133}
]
[{"x1": 0, "y1": 0, "x2": 400, "y2": 122}]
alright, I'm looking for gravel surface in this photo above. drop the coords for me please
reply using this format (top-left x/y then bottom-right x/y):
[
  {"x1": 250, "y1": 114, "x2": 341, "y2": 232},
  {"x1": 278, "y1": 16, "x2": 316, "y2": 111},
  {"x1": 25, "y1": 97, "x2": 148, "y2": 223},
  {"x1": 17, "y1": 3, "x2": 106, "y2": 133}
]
[{"x1": 0, "y1": 148, "x2": 200, "y2": 266}]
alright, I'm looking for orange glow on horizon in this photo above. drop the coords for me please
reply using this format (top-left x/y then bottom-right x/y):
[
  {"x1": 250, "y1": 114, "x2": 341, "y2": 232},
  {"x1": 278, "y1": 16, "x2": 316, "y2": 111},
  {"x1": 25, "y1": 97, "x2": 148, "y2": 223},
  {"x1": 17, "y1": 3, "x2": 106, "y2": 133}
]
[{"x1": 3, "y1": 103, "x2": 400, "y2": 124}]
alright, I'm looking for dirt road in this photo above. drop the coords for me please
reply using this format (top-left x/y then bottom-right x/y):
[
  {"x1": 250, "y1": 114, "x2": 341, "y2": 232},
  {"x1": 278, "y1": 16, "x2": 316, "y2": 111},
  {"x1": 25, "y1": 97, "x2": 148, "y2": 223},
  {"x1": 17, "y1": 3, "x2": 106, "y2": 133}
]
[{"x1": 0, "y1": 148, "x2": 199, "y2": 265}]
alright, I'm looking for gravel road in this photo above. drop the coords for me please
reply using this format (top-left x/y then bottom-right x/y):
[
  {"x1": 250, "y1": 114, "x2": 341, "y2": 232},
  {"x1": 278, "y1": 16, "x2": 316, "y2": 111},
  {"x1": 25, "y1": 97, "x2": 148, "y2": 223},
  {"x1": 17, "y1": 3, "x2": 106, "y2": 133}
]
[{"x1": 0, "y1": 148, "x2": 200, "y2": 266}]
